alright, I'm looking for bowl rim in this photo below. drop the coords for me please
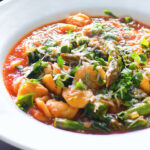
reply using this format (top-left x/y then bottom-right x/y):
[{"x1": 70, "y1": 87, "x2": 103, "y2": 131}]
[{"x1": 0, "y1": 0, "x2": 150, "y2": 149}]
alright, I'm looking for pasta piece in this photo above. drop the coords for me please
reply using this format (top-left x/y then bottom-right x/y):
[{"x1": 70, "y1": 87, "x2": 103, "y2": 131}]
[
  {"x1": 35, "y1": 97, "x2": 52, "y2": 118},
  {"x1": 17, "y1": 81, "x2": 49, "y2": 99},
  {"x1": 140, "y1": 75, "x2": 150, "y2": 93},
  {"x1": 42, "y1": 74, "x2": 62, "y2": 95}
]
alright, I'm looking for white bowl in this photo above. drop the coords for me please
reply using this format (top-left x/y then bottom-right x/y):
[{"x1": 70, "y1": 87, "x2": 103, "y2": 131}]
[{"x1": 0, "y1": 0, "x2": 150, "y2": 149}]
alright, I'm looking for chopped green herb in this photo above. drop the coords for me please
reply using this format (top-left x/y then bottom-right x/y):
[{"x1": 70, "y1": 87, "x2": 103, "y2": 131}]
[
  {"x1": 70, "y1": 66, "x2": 79, "y2": 76},
  {"x1": 57, "y1": 56, "x2": 64, "y2": 68},
  {"x1": 132, "y1": 72, "x2": 143, "y2": 87},
  {"x1": 121, "y1": 17, "x2": 133, "y2": 23},
  {"x1": 55, "y1": 79, "x2": 64, "y2": 88},
  {"x1": 55, "y1": 74, "x2": 71, "y2": 88},
  {"x1": 95, "y1": 57, "x2": 107, "y2": 66},
  {"x1": 66, "y1": 28, "x2": 73, "y2": 34},
  {"x1": 139, "y1": 53, "x2": 147, "y2": 65},
  {"x1": 24, "y1": 59, "x2": 47, "y2": 79},
  {"x1": 131, "y1": 52, "x2": 147, "y2": 65},
  {"x1": 61, "y1": 45, "x2": 70, "y2": 53},
  {"x1": 28, "y1": 79, "x2": 39, "y2": 84},
  {"x1": 27, "y1": 49, "x2": 44, "y2": 65},
  {"x1": 110, "y1": 68, "x2": 142, "y2": 102},
  {"x1": 140, "y1": 38, "x2": 149, "y2": 48},
  {"x1": 104, "y1": 9, "x2": 116, "y2": 18},
  {"x1": 75, "y1": 80, "x2": 85, "y2": 90},
  {"x1": 129, "y1": 63, "x2": 137, "y2": 70}
]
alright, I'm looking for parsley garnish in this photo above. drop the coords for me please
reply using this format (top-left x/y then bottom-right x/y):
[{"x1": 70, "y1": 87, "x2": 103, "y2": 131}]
[
  {"x1": 57, "y1": 56, "x2": 64, "y2": 68},
  {"x1": 75, "y1": 80, "x2": 85, "y2": 90},
  {"x1": 66, "y1": 28, "x2": 73, "y2": 34},
  {"x1": 131, "y1": 52, "x2": 147, "y2": 65},
  {"x1": 104, "y1": 9, "x2": 116, "y2": 18},
  {"x1": 140, "y1": 38, "x2": 149, "y2": 48}
]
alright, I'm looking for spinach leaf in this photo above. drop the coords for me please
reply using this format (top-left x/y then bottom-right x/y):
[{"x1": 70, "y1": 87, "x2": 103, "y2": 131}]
[
  {"x1": 25, "y1": 59, "x2": 48, "y2": 79},
  {"x1": 84, "y1": 103, "x2": 110, "y2": 121},
  {"x1": 27, "y1": 49, "x2": 44, "y2": 65},
  {"x1": 110, "y1": 68, "x2": 143, "y2": 103}
]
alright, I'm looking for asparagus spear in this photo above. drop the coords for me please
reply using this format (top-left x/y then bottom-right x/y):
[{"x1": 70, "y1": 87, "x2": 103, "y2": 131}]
[
  {"x1": 54, "y1": 118, "x2": 110, "y2": 133},
  {"x1": 54, "y1": 118, "x2": 84, "y2": 130},
  {"x1": 125, "y1": 116, "x2": 149, "y2": 130},
  {"x1": 105, "y1": 44, "x2": 122, "y2": 88},
  {"x1": 91, "y1": 121, "x2": 111, "y2": 133},
  {"x1": 105, "y1": 58, "x2": 122, "y2": 88},
  {"x1": 118, "y1": 103, "x2": 150, "y2": 120}
]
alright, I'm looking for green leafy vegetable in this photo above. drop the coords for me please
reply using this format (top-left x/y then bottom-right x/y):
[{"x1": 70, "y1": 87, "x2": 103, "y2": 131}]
[
  {"x1": 131, "y1": 52, "x2": 147, "y2": 65},
  {"x1": 28, "y1": 79, "x2": 40, "y2": 84},
  {"x1": 61, "y1": 45, "x2": 70, "y2": 53},
  {"x1": 70, "y1": 66, "x2": 79, "y2": 76},
  {"x1": 129, "y1": 63, "x2": 137, "y2": 70},
  {"x1": 121, "y1": 17, "x2": 133, "y2": 23},
  {"x1": 110, "y1": 68, "x2": 142, "y2": 103},
  {"x1": 27, "y1": 49, "x2": 44, "y2": 65},
  {"x1": 84, "y1": 103, "x2": 111, "y2": 124},
  {"x1": 16, "y1": 93, "x2": 33, "y2": 111},
  {"x1": 55, "y1": 74, "x2": 71, "y2": 88},
  {"x1": 25, "y1": 59, "x2": 48, "y2": 79},
  {"x1": 140, "y1": 38, "x2": 149, "y2": 48},
  {"x1": 94, "y1": 57, "x2": 107, "y2": 66},
  {"x1": 75, "y1": 80, "x2": 86, "y2": 90},
  {"x1": 91, "y1": 121, "x2": 110, "y2": 133},
  {"x1": 57, "y1": 56, "x2": 64, "y2": 68},
  {"x1": 65, "y1": 28, "x2": 73, "y2": 34},
  {"x1": 139, "y1": 53, "x2": 147, "y2": 65},
  {"x1": 132, "y1": 72, "x2": 142, "y2": 87}
]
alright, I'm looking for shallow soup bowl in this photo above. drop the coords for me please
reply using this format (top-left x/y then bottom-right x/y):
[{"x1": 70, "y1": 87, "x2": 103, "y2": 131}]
[{"x1": 0, "y1": 0, "x2": 150, "y2": 149}]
